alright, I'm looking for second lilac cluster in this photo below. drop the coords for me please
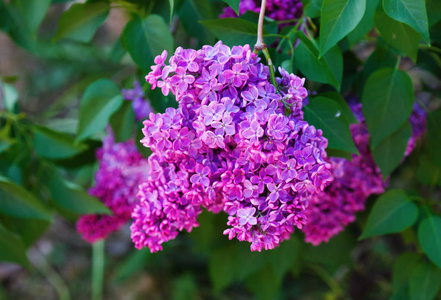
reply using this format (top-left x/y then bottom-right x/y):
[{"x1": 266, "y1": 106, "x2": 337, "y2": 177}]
[
  {"x1": 302, "y1": 102, "x2": 426, "y2": 245},
  {"x1": 76, "y1": 130, "x2": 151, "y2": 243},
  {"x1": 220, "y1": 0, "x2": 303, "y2": 25},
  {"x1": 131, "y1": 41, "x2": 333, "y2": 252}
]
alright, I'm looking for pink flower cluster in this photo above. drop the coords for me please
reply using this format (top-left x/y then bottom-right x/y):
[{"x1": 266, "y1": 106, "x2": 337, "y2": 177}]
[
  {"x1": 130, "y1": 41, "x2": 333, "y2": 252},
  {"x1": 76, "y1": 130, "x2": 151, "y2": 243},
  {"x1": 302, "y1": 102, "x2": 426, "y2": 245},
  {"x1": 220, "y1": 0, "x2": 303, "y2": 25}
]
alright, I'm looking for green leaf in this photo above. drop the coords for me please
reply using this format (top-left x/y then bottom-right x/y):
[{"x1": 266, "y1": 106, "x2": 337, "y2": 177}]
[
  {"x1": 199, "y1": 18, "x2": 275, "y2": 48},
  {"x1": 122, "y1": 15, "x2": 174, "y2": 72},
  {"x1": 303, "y1": 230, "x2": 355, "y2": 267},
  {"x1": 0, "y1": 2, "x2": 35, "y2": 51},
  {"x1": 294, "y1": 32, "x2": 339, "y2": 88},
  {"x1": 53, "y1": 1, "x2": 109, "y2": 43},
  {"x1": 427, "y1": 108, "x2": 441, "y2": 167},
  {"x1": 0, "y1": 175, "x2": 53, "y2": 222},
  {"x1": 383, "y1": 0, "x2": 430, "y2": 44},
  {"x1": 303, "y1": 96, "x2": 358, "y2": 154},
  {"x1": 223, "y1": 0, "x2": 240, "y2": 15},
  {"x1": 114, "y1": 248, "x2": 151, "y2": 282},
  {"x1": 135, "y1": 122, "x2": 152, "y2": 159},
  {"x1": 418, "y1": 214, "x2": 441, "y2": 269},
  {"x1": 268, "y1": 237, "x2": 301, "y2": 282},
  {"x1": 77, "y1": 79, "x2": 123, "y2": 141},
  {"x1": 409, "y1": 261, "x2": 441, "y2": 300},
  {"x1": 427, "y1": 0, "x2": 441, "y2": 26},
  {"x1": 0, "y1": 215, "x2": 50, "y2": 247},
  {"x1": 47, "y1": 174, "x2": 111, "y2": 215},
  {"x1": 347, "y1": 0, "x2": 380, "y2": 45},
  {"x1": 178, "y1": 0, "x2": 214, "y2": 47},
  {"x1": 147, "y1": 84, "x2": 177, "y2": 113},
  {"x1": 360, "y1": 189, "x2": 418, "y2": 239},
  {"x1": 319, "y1": 0, "x2": 366, "y2": 56},
  {"x1": 326, "y1": 148, "x2": 353, "y2": 160},
  {"x1": 361, "y1": 68, "x2": 414, "y2": 148},
  {"x1": 360, "y1": 44, "x2": 396, "y2": 83},
  {"x1": 33, "y1": 125, "x2": 88, "y2": 159},
  {"x1": 245, "y1": 265, "x2": 281, "y2": 300},
  {"x1": 372, "y1": 120, "x2": 412, "y2": 178},
  {"x1": 11, "y1": 0, "x2": 51, "y2": 33},
  {"x1": 316, "y1": 92, "x2": 358, "y2": 124},
  {"x1": 323, "y1": 44, "x2": 343, "y2": 88},
  {"x1": 391, "y1": 252, "x2": 421, "y2": 300},
  {"x1": 209, "y1": 246, "x2": 236, "y2": 292},
  {"x1": 109, "y1": 101, "x2": 135, "y2": 143},
  {"x1": 375, "y1": 9, "x2": 420, "y2": 62},
  {"x1": 0, "y1": 221, "x2": 30, "y2": 268}
]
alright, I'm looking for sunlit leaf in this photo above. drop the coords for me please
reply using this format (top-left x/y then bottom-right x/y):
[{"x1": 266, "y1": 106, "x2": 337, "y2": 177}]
[
  {"x1": 76, "y1": 79, "x2": 123, "y2": 141},
  {"x1": 53, "y1": 1, "x2": 109, "y2": 43}
]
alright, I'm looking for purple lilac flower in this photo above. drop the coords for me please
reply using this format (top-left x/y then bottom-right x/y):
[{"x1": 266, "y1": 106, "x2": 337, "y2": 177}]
[
  {"x1": 132, "y1": 41, "x2": 333, "y2": 252},
  {"x1": 76, "y1": 130, "x2": 150, "y2": 243},
  {"x1": 302, "y1": 102, "x2": 426, "y2": 246},
  {"x1": 121, "y1": 81, "x2": 153, "y2": 121},
  {"x1": 220, "y1": 0, "x2": 304, "y2": 30}
]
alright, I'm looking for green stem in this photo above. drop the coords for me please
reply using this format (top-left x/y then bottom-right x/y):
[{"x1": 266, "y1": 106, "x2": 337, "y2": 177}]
[
  {"x1": 419, "y1": 45, "x2": 441, "y2": 55},
  {"x1": 92, "y1": 240, "x2": 105, "y2": 300},
  {"x1": 308, "y1": 264, "x2": 342, "y2": 297},
  {"x1": 32, "y1": 248, "x2": 71, "y2": 300},
  {"x1": 262, "y1": 48, "x2": 278, "y2": 92}
]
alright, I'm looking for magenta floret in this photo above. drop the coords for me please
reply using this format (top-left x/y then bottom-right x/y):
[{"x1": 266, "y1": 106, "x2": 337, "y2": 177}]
[{"x1": 131, "y1": 41, "x2": 333, "y2": 252}]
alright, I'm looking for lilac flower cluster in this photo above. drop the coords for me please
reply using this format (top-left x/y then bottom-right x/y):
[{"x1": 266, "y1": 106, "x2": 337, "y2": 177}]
[
  {"x1": 122, "y1": 81, "x2": 153, "y2": 121},
  {"x1": 220, "y1": 0, "x2": 303, "y2": 25},
  {"x1": 131, "y1": 41, "x2": 333, "y2": 252},
  {"x1": 76, "y1": 81, "x2": 153, "y2": 243},
  {"x1": 302, "y1": 102, "x2": 426, "y2": 246},
  {"x1": 76, "y1": 132, "x2": 151, "y2": 243}
]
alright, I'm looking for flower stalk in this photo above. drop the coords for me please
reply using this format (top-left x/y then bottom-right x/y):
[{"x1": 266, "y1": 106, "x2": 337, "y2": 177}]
[{"x1": 254, "y1": 0, "x2": 279, "y2": 93}]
